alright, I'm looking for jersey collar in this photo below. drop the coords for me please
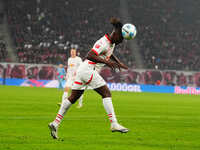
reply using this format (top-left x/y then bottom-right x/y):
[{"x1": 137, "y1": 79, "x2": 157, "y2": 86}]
[{"x1": 105, "y1": 34, "x2": 112, "y2": 43}]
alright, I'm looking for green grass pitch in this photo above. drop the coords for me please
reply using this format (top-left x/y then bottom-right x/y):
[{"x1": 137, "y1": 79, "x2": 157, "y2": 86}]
[{"x1": 0, "y1": 85, "x2": 200, "y2": 150}]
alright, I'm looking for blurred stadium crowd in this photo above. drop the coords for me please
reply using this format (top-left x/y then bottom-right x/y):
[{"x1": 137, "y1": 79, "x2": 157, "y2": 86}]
[
  {"x1": 0, "y1": 0, "x2": 200, "y2": 72},
  {"x1": 4, "y1": 0, "x2": 134, "y2": 66},
  {"x1": 133, "y1": 0, "x2": 200, "y2": 70},
  {"x1": 0, "y1": 40, "x2": 7, "y2": 62}
]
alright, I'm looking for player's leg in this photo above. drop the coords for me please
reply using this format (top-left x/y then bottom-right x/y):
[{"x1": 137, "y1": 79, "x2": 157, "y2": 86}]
[
  {"x1": 85, "y1": 70, "x2": 128, "y2": 133},
  {"x1": 94, "y1": 84, "x2": 129, "y2": 133},
  {"x1": 58, "y1": 80, "x2": 62, "y2": 89},
  {"x1": 94, "y1": 85, "x2": 118, "y2": 123},
  {"x1": 62, "y1": 86, "x2": 70, "y2": 102},
  {"x1": 49, "y1": 89, "x2": 84, "y2": 139},
  {"x1": 77, "y1": 94, "x2": 84, "y2": 108},
  {"x1": 52, "y1": 89, "x2": 84, "y2": 126},
  {"x1": 49, "y1": 64, "x2": 88, "y2": 139},
  {"x1": 57, "y1": 79, "x2": 72, "y2": 106},
  {"x1": 57, "y1": 86, "x2": 70, "y2": 106},
  {"x1": 76, "y1": 86, "x2": 88, "y2": 108},
  {"x1": 62, "y1": 78, "x2": 73, "y2": 103}
]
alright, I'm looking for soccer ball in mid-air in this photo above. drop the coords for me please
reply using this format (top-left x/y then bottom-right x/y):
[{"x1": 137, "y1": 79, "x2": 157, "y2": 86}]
[{"x1": 121, "y1": 23, "x2": 137, "y2": 40}]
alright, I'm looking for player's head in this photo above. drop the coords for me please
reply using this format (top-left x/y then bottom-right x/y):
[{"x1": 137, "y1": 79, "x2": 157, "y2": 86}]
[
  {"x1": 110, "y1": 17, "x2": 123, "y2": 45},
  {"x1": 70, "y1": 48, "x2": 77, "y2": 58},
  {"x1": 59, "y1": 64, "x2": 63, "y2": 68}
]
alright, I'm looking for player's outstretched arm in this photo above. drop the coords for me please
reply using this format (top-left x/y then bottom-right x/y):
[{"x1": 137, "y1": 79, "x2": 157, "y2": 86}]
[
  {"x1": 86, "y1": 51, "x2": 119, "y2": 70},
  {"x1": 110, "y1": 54, "x2": 128, "y2": 70}
]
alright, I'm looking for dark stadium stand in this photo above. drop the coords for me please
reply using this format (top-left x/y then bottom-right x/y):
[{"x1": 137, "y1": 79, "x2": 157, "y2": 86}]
[
  {"x1": 0, "y1": 40, "x2": 8, "y2": 62},
  {"x1": 3, "y1": 0, "x2": 200, "y2": 71},
  {"x1": 4, "y1": 0, "x2": 135, "y2": 67},
  {"x1": 128, "y1": 0, "x2": 200, "y2": 70}
]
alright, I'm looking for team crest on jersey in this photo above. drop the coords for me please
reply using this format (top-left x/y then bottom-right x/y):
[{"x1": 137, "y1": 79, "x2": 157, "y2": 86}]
[
  {"x1": 69, "y1": 64, "x2": 75, "y2": 67},
  {"x1": 95, "y1": 44, "x2": 100, "y2": 49}
]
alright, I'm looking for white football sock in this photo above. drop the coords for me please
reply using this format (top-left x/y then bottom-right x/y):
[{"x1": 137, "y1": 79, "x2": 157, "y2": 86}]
[
  {"x1": 62, "y1": 92, "x2": 68, "y2": 103},
  {"x1": 78, "y1": 94, "x2": 83, "y2": 106},
  {"x1": 53, "y1": 99, "x2": 72, "y2": 128},
  {"x1": 103, "y1": 97, "x2": 118, "y2": 124}
]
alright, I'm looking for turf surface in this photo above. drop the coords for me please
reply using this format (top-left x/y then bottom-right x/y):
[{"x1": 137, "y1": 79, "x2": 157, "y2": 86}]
[{"x1": 0, "y1": 85, "x2": 200, "y2": 150}]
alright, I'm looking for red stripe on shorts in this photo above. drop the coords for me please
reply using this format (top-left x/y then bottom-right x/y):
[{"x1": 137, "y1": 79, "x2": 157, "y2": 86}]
[
  {"x1": 74, "y1": 81, "x2": 83, "y2": 85},
  {"x1": 85, "y1": 74, "x2": 93, "y2": 85}
]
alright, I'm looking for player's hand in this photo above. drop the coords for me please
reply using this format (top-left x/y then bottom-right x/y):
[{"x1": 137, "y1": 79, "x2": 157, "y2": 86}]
[{"x1": 119, "y1": 63, "x2": 128, "y2": 70}]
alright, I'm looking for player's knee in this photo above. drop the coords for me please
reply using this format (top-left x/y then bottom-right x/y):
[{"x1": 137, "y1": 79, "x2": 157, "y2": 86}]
[
  {"x1": 102, "y1": 90, "x2": 111, "y2": 98},
  {"x1": 68, "y1": 94, "x2": 81, "y2": 104},
  {"x1": 68, "y1": 95, "x2": 76, "y2": 104}
]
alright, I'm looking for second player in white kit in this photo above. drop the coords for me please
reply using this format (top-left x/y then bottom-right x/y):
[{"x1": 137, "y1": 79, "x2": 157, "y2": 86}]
[
  {"x1": 66, "y1": 55, "x2": 82, "y2": 87},
  {"x1": 61, "y1": 48, "x2": 84, "y2": 108}
]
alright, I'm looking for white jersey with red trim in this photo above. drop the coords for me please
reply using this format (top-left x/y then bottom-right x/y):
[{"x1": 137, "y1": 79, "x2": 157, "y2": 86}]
[
  {"x1": 71, "y1": 34, "x2": 114, "y2": 90},
  {"x1": 85, "y1": 34, "x2": 115, "y2": 71},
  {"x1": 66, "y1": 56, "x2": 82, "y2": 79}
]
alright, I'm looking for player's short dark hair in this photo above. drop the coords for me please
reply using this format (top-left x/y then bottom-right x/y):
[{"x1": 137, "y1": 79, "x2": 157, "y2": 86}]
[{"x1": 110, "y1": 17, "x2": 123, "y2": 29}]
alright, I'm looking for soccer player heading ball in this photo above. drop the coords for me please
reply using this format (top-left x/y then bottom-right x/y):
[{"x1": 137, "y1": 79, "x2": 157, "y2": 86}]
[{"x1": 49, "y1": 17, "x2": 136, "y2": 139}]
